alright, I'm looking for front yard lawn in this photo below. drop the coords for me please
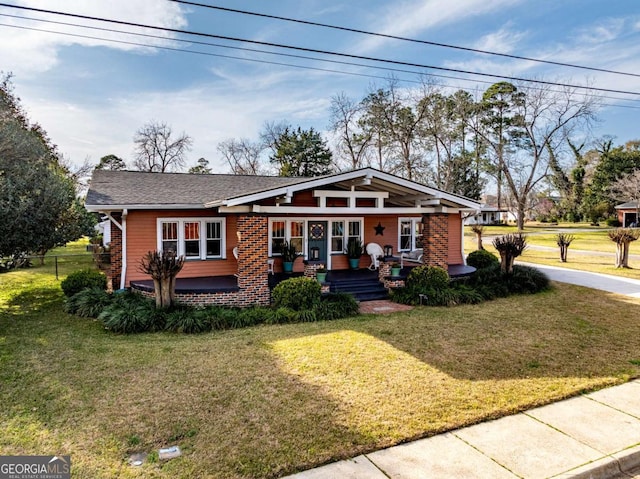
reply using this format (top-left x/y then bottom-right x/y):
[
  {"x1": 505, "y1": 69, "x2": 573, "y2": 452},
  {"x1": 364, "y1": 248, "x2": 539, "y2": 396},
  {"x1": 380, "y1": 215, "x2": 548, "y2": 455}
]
[{"x1": 1, "y1": 255, "x2": 640, "y2": 478}]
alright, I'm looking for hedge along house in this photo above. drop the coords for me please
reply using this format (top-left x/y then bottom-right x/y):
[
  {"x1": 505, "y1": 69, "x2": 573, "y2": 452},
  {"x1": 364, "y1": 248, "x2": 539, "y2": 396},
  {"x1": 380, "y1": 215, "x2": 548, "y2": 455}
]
[{"x1": 85, "y1": 168, "x2": 481, "y2": 306}]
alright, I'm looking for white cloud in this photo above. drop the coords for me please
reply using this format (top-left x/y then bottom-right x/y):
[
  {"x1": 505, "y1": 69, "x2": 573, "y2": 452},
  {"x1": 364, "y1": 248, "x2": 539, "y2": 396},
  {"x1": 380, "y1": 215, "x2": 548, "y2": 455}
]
[
  {"x1": 21, "y1": 76, "x2": 333, "y2": 172},
  {"x1": 0, "y1": 0, "x2": 187, "y2": 75},
  {"x1": 354, "y1": 0, "x2": 523, "y2": 53},
  {"x1": 573, "y1": 17, "x2": 626, "y2": 45},
  {"x1": 473, "y1": 25, "x2": 527, "y2": 54}
]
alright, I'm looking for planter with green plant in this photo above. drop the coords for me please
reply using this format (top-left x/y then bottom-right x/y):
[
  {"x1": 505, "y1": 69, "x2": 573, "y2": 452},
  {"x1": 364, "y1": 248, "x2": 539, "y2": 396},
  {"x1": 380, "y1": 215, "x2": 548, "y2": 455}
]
[
  {"x1": 346, "y1": 238, "x2": 363, "y2": 270},
  {"x1": 390, "y1": 262, "x2": 402, "y2": 276},
  {"x1": 280, "y1": 241, "x2": 300, "y2": 273},
  {"x1": 316, "y1": 266, "x2": 327, "y2": 283}
]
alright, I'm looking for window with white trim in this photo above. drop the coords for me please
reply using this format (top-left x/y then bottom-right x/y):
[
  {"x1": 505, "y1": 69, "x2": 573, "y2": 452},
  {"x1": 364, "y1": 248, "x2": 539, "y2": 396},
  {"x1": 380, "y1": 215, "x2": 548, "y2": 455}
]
[
  {"x1": 399, "y1": 218, "x2": 423, "y2": 251},
  {"x1": 271, "y1": 220, "x2": 285, "y2": 255},
  {"x1": 161, "y1": 221, "x2": 178, "y2": 254},
  {"x1": 290, "y1": 221, "x2": 304, "y2": 254},
  {"x1": 206, "y1": 221, "x2": 222, "y2": 257},
  {"x1": 347, "y1": 220, "x2": 361, "y2": 246},
  {"x1": 331, "y1": 221, "x2": 344, "y2": 253},
  {"x1": 158, "y1": 218, "x2": 226, "y2": 259}
]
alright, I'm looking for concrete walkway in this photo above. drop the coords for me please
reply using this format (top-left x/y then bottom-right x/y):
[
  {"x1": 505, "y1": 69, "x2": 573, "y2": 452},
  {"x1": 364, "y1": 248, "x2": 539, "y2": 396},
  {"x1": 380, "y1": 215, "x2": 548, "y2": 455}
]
[
  {"x1": 519, "y1": 262, "x2": 640, "y2": 298},
  {"x1": 284, "y1": 266, "x2": 640, "y2": 479},
  {"x1": 284, "y1": 381, "x2": 640, "y2": 479}
]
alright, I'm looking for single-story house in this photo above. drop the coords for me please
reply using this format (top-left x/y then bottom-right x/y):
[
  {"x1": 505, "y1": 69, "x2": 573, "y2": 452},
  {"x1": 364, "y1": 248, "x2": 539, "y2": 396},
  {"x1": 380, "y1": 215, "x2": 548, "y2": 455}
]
[
  {"x1": 85, "y1": 168, "x2": 481, "y2": 305},
  {"x1": 615, "y1": 201, "x2": 639, "y2": 227},
  {"x1": 464, "y1": 204, "x2": 505, "y2": 225}
]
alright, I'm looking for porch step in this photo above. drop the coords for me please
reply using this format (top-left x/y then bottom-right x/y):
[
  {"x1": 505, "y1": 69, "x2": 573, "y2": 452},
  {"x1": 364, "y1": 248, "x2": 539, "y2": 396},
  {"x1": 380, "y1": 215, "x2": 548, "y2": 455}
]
[{"x1": 328, "y1": 274, "x2": 388, "y2": 302}]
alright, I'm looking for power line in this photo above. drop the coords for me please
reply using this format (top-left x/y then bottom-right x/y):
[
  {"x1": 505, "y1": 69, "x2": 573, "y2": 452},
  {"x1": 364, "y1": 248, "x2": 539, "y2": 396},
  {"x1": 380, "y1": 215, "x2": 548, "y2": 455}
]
[
  {"x1": 1, "y1": 2, "x2": 639, "y2": 97},
  {"x1": 4, "y1": 13, "x2": 640, "y2": 108},
  {"x1": 3, "y1": 22, "x2": 639, "y2": 111},
  {"x1": 171, "y1": 0, "x2": 640, "y2": 79}
]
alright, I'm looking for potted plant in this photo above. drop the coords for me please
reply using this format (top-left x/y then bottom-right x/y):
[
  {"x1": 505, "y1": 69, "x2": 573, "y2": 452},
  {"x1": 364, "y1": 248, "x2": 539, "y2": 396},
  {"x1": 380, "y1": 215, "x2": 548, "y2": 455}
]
[
  {"x1": 280, "y1": 241, "x2": 299, "y2": 273},
  {"x1": 390, "y1": 262, "x2": 401, "y2": 277},
  {"x1": 346, "y1": 238, "x2": 363, "y2": 270},
  {"x1": 316, "y1": 265, "x2": 327, "y2": 283}
]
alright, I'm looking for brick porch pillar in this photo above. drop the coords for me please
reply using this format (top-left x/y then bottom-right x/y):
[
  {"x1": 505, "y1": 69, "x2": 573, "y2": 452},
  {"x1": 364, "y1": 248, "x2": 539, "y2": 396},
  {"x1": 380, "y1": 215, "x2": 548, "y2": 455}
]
[
  {"x1": 109, "y1": 213, "x2": 122, "y2": 290},
  {"x1": 422, "y1": 213, "x2": 448, "y2": 270},
  {"x1": 237, "y1": 215, "x2": 270, "y2": 306}
]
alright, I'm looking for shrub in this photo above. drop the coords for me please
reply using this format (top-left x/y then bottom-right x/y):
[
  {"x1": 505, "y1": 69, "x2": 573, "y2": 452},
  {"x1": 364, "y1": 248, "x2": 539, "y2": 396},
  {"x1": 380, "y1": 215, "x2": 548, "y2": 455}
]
[
  {"x1": 165, "y1": 307, "x2": 211, "y2": 334},
  {"x1": 204, "y1": 306, "x2": 241, "y2": 330},
  {"x1": 61, "y1": 269, "x2": 107, "y2": 297},
  {"x1": 507, "y1": 265, "x2": 550, "y2": 294},
  {"x1": 268, "y1": 307, "x2": 298, "y2": 324},
  {"x1": 606, "y1": 218, "x2": 622, "y2": 227},
  {"x1": 99, "y1": 300, "x2": 156, "y2": 334},
  {"x1": 407, "y1": 265, "x2": 449, "y2": 291},
  {"x1": 65, "y1": 286, "x2": 113, "y2": 318},
  {"x1": 272, "y1": 277, "x2": 321, "y2": 311},
  {"x1": 237, "y1": 306, "x2": 274, "y2": 328},
  {"x1": 314, "y1": 292, "x2": 359, "y2": 320},
  {"x1": 466, "y1": 249, "x2": 499, "y2": 270}
]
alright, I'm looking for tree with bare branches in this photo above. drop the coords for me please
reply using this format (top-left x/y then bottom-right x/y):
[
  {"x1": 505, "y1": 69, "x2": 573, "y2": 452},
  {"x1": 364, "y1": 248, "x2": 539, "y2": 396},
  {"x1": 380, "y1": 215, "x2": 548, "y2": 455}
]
[
  {"x1": 133, "y1": 121, "x2": 192, "y2": 172},
  {"x1": 329, "y1": 92, "x2": 372, "y2": 170},
  {"x1": 608, "y1": 228, "x2": 639, "y2": 268},
  {"x1": 139, "y1": 250, "x2": 184, "y2": 308},
  {"x1": 217, "y1": 138, "x2": 266, "y2": 175}
]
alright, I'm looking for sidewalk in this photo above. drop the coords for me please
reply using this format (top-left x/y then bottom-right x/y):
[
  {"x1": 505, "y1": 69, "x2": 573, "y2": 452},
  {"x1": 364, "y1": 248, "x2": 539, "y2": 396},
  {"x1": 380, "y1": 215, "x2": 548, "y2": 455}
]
[{"x1": 284, "y1": 380, "x2": 640, "y2": 479}]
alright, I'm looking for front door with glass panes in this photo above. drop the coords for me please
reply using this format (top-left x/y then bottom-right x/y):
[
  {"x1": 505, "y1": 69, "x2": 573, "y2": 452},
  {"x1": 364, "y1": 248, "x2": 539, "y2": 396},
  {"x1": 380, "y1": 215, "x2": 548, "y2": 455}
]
[{"x1": 307, "y1": 221, "x2": 327, "y2": 265}]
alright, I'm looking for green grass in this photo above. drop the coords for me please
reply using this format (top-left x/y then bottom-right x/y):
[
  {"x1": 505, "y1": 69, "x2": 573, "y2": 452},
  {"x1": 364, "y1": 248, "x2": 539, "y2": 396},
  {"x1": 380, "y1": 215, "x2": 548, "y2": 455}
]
[{"x1": 2, "y1": 241, "x2": 640, "y2": 478}]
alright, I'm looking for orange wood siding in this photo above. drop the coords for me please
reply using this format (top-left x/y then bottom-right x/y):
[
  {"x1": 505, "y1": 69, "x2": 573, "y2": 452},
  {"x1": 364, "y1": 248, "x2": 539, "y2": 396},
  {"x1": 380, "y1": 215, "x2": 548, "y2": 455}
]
[
  {"x1": 124, "y1": 210, "x2": 238, "y2": 285},
  {"x1": 363, "y1": 215, "x2": 404, "y2": 252},
  {"x1": 448, "y1": 213, "x2": 463, "y2": 264}
]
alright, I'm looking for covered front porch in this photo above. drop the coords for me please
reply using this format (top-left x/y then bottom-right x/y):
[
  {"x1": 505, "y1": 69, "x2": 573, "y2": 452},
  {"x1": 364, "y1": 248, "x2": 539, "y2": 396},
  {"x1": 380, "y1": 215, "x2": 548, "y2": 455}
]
[{"x1": 129, "y1": 263, "x2": 476, "y2": 304}]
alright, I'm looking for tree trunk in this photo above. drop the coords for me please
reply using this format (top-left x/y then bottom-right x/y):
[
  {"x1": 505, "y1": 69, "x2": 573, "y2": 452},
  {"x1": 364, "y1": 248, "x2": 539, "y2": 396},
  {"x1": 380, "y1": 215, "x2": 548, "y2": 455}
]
[
  {"x1": 152, "y1": 278, "x2": 162, "y2": 308},
  {"x1": 169, "y1": 276, "x2": 177, "y2": 304},
  {"x1": 615, "y1": 243, "x2": 624, "y2": 268},
  {"x1": 559, "y1": 244, "x2": 567, "y2": 262},
  {"x1": 476, "y1": 232, "x2": 484, "y2": 250},
  {"x1": 160, "y1": 277, "x2": 171, "y2": 308},
  {"x1": 622, "y1": 241, "x2": 630, "y2": 268}
]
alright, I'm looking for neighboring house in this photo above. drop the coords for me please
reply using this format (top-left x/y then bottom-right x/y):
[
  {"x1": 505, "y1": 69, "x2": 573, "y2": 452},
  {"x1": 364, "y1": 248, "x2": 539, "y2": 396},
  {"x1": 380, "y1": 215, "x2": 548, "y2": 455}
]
[
  {"x1": 615, "y1": 201, "x2": 640, "y2": 226},
  {"x1": 464, "y1": 204, "x2": 503, "y2": 225},
  {"x1": 94, "y1": 219, "x2": 111, "y2": 245},
  {"x1": 85, "y1": 168, "x2": 481, "y2": 306}
]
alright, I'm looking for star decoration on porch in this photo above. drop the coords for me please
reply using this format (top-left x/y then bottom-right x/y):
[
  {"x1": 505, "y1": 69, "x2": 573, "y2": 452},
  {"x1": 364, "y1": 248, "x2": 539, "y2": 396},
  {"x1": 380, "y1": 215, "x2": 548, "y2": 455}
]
[{"x1": 374, "y1": 222, "x2": 385, "y2": 236}]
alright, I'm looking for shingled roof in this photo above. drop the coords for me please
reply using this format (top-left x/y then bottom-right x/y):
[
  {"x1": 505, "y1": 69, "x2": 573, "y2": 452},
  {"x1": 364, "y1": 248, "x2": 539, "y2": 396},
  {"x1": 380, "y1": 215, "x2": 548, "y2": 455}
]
[{"x1": 85, "y1": 170, "x2": 313, "y2": 208}]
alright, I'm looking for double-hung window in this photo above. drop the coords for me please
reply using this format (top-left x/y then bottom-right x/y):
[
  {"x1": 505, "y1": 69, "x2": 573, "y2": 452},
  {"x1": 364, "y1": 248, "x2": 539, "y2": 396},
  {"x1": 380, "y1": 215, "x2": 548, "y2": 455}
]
[
  {"x1": 158, "y1": 218, "x2": 226, "y2": 259},
  {"x1": 330, "y1": 221, "x2": 344, "y2": 253},
  {"x1": 399, "y1": 218, "x2": 423, "y2": 252}
]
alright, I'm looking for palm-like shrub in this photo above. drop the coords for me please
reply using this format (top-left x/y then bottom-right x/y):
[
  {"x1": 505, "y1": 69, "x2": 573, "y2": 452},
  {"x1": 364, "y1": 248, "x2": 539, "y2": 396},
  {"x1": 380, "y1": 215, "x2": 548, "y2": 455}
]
[
  {"x1": 492, "y1": 233, "x2": 527, "y2": 274},
  {"x1": 65, "y1": 286, "x2": 112, "y2": 317}
]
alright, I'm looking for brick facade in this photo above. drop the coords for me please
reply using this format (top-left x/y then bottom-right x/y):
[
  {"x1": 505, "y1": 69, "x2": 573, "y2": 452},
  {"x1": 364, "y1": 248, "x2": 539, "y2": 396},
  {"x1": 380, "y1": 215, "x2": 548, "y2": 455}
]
[
  {"x1": 109, "y1": 214, "x2": 122, "y2": 291},
  {"x1": 422, "y1": 213, "x2": 449, "y2": 269},
  {"x1": 237, "y1": 215, "x2": 271, "y2": 305}
]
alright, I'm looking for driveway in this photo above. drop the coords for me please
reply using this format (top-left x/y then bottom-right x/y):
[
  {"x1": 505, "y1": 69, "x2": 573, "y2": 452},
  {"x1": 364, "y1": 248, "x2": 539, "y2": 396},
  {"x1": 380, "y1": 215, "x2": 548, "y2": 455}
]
[{"x1": 519, "y1": 262, "x2": 640, "y2": 298}]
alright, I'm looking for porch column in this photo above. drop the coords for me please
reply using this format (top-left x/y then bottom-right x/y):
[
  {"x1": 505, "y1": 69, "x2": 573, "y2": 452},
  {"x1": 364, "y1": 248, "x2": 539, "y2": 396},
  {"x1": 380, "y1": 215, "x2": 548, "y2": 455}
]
[
  {"x1": 422, "y1": 213, "x2": 448, "y2": 270},
  {"x1": 109, "y1": 213, "x2": 122, "y2": 291},
  {"x1": 237, "y1": 215, "x2": 270, "y2": 306}
]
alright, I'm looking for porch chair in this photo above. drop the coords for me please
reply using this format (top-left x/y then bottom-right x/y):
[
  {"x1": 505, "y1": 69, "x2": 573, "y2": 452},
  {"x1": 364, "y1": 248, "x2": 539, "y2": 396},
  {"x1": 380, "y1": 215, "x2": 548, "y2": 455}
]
[
  {"x1": 400, "y1": 249, "x2": 423, "y2": 268},
  {"x1": 366, "y1": 242, "x2": 384, "y2": 270},
  {"x1": 232, "y1": 247, "x2": 239, "y2": 277}
]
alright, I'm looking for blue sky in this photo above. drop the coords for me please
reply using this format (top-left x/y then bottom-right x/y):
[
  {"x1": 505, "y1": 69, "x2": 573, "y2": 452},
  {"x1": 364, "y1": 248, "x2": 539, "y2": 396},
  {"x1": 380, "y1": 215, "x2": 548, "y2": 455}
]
[{"x1": 1, "y1": 0, "x2": 639, "y2": 172}]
